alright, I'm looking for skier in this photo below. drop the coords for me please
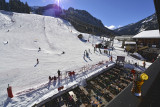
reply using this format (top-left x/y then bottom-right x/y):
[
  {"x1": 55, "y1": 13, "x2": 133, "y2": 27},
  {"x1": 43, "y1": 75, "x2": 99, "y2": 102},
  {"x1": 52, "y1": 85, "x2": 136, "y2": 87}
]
[
  {"x1": 99, "y1": 48, "x2": 102, "y2": 54},
  {"x1": 62, "y1": 51, "x2": 65, "y2": 54},
  {"x1": 58, "y1": 70, "x2": 61, "y2": 77},
  {"x1": 37, "y1": 58, "x2": 39, "y2": 64},
  {"x1": 143, "y1": 61, "x2": 146, "y2": 68},
  {"x1": 86, "y1": 51, "x2": 89, "y2": 58},
  {"x1": 38, "y1": 47, "x2": 41, "y2": 52},
  {"x1": 94, "y1": 47, "x2": 96, "y2": 53},
  {"x1": 83, "y1": 51, "x2": 86, "y2": 60},
  {"x1": 135, "y1": 63, "x2": 137, "y2": 67},
  {"x1": 53, "y1": 76, "x2": 57, "y2": 81},
  {"x1": 49, "y1": 76, "x2": 52, "y2": 81}
]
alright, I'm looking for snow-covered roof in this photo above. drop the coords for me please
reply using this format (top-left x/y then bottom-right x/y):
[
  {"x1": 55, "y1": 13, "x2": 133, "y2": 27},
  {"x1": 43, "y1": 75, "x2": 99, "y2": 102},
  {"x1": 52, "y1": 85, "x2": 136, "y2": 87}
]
[
  {"x1": 133, "y1": 30, "x2": 160, "y2": 39},
  {"x1": 125, "y1": 41, "x2": 136, "y2": 44}
]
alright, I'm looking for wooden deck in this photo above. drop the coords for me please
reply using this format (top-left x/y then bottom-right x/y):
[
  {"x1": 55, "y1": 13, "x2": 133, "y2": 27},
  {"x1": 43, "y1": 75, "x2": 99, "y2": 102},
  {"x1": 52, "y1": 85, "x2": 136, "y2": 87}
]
[{"x1": 37, "y1": 65, "x2": 133, "y2": 107}]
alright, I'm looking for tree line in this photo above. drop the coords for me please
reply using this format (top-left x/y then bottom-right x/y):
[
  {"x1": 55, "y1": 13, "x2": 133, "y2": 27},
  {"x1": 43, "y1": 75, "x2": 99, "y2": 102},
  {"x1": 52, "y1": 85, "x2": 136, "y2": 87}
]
[{"x1": 0, "y1": 0, "x2": 30, "y2": 13}]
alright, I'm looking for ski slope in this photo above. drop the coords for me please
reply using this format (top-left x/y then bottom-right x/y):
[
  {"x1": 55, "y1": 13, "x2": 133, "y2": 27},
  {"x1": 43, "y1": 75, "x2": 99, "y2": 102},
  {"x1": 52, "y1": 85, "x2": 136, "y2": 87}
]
[{"x1": 0, "y1": 10, "x2": 151, "y2": 107}]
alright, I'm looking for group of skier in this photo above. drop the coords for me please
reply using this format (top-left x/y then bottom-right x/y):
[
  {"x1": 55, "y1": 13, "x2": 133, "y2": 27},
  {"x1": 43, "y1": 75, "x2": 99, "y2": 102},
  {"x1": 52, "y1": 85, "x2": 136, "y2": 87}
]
[{"x1": 49, "y1": 70, "x2": 61, "y2": 82}]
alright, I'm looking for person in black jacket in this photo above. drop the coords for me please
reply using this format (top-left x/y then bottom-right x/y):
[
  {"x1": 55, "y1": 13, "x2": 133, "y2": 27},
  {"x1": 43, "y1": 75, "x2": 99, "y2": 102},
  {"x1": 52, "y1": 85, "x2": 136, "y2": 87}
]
[{"x1": 58, "y1": 70, "x2": 61, "y2": 77}]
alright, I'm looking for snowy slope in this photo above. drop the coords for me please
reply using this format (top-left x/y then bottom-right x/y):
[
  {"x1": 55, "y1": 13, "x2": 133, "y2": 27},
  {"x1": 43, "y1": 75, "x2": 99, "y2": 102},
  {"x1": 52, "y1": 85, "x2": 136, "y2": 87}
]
[
  {"x1": 0, "y1": 10, "x2": 151, "y2": 107},
  {"x1": 0, "y1": 10, "x2": 110, "y2": 106}
]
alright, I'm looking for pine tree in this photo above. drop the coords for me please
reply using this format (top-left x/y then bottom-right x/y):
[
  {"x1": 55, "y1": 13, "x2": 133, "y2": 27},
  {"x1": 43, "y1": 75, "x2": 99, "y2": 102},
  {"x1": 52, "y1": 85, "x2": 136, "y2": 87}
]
[
  {"x1": 24, "y1": 2, "x2": 30, "y2": 13},
  {"x1": 0, "y1": 0, "x2": 6, "y2": 10},
  {"x1": 20, "y1": 2, "x2": 25, "y2": 13},
  {"x1": 1, "y1": 0, "x2": 30, "y2": 13},
  {"x1": 4, "y1": 0, "x2": 7, "y2": 10},
  {"x1": 0, "y1": 0, "x2": 3, "y2": 10},
  {"x1": 9, "y1": 0, "x2": 13, "y2": 11}
]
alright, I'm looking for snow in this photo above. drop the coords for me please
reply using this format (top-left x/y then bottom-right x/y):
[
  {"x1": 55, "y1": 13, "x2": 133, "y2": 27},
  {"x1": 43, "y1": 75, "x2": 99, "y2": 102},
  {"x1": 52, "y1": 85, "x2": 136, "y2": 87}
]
[
  {"x1": 0, "y1": 10, "x2": 152, "y2": 107},
  {"x1": 142, "y1": 17, "x2": 153, "y2": 23},
  {"x1": 138, "y1": 27, "x2": 145, "y2": 33},
  {"x1": 133, "y1": 30, "x2": 160, "y2": 38},
  {"x1": 125, "y1": 41, "x2": 136, "y2": 44},
  {"x1": 132, "y1": 53, "x2": 145, "y2": 60}
]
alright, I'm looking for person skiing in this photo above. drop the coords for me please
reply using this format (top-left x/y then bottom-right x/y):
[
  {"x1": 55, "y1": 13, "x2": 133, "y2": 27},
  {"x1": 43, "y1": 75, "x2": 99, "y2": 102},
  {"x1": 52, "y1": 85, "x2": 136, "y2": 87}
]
[
  {"x1": 37, "y1": 58, "x2": 39, "y2": 64},
  {"x1": 49, "y1": 76, "x2": 52, "y2": 81},
  {"x1": 86, "y1": 51, "x2": 89, "y2": 58},
  {"x1": 94, "y1": 47, "x2": 96, "y2": 53},
  {"x1": 58, "y1": 70, "x2": 61, "y2": 77},
  {"x1": 135, "y1": 63, "x2": 137, "y2": 67},
  {"x1": 62, "y1": 51, "x2": 65, "y2": 54},
  {"x1": 53, "y1": 76, "x2": 57, "y2": 81},
  {"x1": 38, "y1": 47, "x2": 41, "y2": 52}
]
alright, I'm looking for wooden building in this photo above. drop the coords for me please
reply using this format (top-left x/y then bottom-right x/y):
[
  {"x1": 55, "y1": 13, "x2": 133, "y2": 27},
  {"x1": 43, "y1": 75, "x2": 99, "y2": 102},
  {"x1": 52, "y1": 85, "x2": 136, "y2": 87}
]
[{"x1": 132, "y1": 30, "x2": 160, "y2": 48}]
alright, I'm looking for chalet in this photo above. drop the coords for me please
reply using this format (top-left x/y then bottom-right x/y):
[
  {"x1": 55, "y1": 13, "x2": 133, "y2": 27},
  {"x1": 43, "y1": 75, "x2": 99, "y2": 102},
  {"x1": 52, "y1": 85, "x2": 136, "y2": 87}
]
[{"x1": 132, "y1": 30, "x2": 160, "y2": 48}]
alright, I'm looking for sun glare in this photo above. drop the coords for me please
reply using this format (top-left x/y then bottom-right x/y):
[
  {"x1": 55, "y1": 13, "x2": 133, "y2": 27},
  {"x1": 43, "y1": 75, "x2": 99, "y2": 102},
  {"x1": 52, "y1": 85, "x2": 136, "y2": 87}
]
[{"x1": 56, "y1": 0, "x2": 60, "y2": 6}]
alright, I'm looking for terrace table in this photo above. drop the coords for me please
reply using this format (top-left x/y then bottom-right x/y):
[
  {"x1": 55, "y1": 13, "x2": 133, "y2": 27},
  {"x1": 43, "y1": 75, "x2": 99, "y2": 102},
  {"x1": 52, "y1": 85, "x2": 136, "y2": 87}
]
[{"x1": 68, "y1": 91, "x2": 77, "y2": 102}]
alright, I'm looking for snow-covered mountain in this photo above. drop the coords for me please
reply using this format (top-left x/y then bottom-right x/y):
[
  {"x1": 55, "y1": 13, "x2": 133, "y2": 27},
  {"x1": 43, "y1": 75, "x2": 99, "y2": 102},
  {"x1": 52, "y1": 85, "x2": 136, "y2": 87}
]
[
  {"x1": 30, "y1": 6, "x2": 41, "y2": 12},
  {"x1": 114, "y1": 13, "x2": 159, "y2": 35},
  {"x1": 61, "y1": 7, "x2": 116, "y2": 36}
]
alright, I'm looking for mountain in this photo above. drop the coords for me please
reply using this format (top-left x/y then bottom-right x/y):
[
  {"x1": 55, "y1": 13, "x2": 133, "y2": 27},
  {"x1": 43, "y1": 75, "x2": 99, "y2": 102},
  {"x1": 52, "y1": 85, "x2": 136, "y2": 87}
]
[
  {"x1": 30, "y1": 6, "x2": 41, "y2": 12},
  {"x1": 33, "y1": 4, "x2": 116, "y2": 36},
  {"x1": 61, "y1": 7, "x2": 115, "y2": 36},
  {"x1": 114, "y1": 13, "x2": 159, "y2": 35}
]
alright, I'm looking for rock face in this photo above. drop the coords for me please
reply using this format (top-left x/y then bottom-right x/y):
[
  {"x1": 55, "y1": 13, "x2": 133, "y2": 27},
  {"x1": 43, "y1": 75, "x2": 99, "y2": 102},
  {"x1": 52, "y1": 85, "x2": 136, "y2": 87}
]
[
  {"x1": 61, "y1": 7, "x2": 115, "y2": 36},
  {"x1": 33, "y1": 5, "x2": 116, "y2": 36},
  {"x1": 114, "y1": 13, "x2": 159, "y2": 35}
]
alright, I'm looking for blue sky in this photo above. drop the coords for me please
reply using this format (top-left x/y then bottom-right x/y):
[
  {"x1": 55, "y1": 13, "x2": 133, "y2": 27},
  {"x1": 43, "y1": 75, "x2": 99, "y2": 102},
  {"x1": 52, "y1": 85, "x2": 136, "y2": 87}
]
[{"x1": 7, "y1": 0, "x2": 155, "y2": 29}]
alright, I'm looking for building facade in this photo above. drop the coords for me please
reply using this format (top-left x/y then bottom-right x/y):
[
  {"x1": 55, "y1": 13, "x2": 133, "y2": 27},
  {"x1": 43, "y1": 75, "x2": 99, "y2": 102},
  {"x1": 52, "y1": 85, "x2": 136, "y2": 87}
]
[{"x1": 133, "y1": 30, "x2": 160, "y2": 48}]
